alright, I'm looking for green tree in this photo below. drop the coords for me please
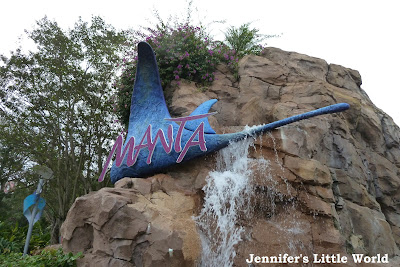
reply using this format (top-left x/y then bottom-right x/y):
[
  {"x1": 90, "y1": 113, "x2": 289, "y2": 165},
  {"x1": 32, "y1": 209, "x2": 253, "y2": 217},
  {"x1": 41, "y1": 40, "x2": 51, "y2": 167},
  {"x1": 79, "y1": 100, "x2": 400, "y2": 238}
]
[
  {"x1": 0, "y1": 119, "x2": 26, "y2": 200},
  {"x1": 0, "y1": 16, "x2": 127, "y2": 244}
]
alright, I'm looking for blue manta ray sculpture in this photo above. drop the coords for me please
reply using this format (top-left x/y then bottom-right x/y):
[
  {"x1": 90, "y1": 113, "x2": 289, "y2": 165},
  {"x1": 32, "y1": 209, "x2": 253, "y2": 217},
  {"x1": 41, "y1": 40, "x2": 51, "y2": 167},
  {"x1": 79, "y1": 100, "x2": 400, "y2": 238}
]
[{"x1": 100, "y1": 42, "x2": 349, "y2": 184}]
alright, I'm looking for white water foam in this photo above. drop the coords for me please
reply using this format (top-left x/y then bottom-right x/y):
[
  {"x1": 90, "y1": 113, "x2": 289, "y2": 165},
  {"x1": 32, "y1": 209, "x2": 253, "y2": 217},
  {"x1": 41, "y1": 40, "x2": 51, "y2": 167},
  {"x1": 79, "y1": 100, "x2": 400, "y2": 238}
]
[
  {"x1": 195, "y1": 138, "x2": 256, "y2": 267},
  {"x1": 195, "y1": 132, "x2": 311, "y2": 266}
]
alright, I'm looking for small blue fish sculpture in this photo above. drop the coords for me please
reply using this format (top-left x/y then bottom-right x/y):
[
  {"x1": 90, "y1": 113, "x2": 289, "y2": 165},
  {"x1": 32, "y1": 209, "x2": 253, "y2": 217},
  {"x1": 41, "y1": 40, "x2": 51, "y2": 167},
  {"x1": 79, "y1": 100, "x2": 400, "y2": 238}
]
[{"x1": 101, "y1": 42, "x2": 349, "y2": 184}]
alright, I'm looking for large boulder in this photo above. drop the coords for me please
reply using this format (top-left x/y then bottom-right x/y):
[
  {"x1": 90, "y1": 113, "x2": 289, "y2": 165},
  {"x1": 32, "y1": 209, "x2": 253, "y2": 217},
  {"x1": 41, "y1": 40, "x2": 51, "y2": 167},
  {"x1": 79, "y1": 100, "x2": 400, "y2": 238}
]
[{"x1": 61, "y1": 175, "x2": 202, "y2": 266}]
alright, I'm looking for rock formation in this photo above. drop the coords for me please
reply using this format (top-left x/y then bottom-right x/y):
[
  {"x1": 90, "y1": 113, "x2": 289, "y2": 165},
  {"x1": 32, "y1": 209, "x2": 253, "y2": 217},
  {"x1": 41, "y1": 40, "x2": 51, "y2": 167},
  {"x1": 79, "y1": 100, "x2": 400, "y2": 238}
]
[{"x1": 61, "y1": 47, "x2": 400, "y2": 266}]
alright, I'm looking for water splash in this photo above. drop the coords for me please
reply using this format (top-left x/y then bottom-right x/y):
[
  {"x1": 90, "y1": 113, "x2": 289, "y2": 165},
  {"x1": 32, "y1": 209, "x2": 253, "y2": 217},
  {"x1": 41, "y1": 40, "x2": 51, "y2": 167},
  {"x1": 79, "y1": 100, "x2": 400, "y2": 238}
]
[
  {"x1": 195, "y1": 131, "x2": 314, "y2": 266},
  {"x1": 195, "y1": 138, "x2": 256, "y2": 267}
]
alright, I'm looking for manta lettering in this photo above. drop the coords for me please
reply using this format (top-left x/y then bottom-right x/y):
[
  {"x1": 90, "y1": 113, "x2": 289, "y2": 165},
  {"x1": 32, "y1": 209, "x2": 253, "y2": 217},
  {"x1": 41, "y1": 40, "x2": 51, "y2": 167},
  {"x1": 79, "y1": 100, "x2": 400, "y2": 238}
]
[{"x1": 99, "y1": 42, "x2": 350, "y2": 184}]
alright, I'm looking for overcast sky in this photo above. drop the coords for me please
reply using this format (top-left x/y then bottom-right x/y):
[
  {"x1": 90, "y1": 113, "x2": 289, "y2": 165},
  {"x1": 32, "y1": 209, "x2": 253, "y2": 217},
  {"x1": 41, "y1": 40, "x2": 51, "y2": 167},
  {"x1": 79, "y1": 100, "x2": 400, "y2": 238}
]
[{"x1": 1, "y1": 0, "x2": 399, "y2": 125}]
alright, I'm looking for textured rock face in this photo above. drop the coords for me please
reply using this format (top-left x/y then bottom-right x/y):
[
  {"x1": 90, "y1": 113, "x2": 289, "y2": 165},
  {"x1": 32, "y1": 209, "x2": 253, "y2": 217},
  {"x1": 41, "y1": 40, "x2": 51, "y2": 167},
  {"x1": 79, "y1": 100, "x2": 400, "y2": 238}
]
[
  {"x1": 61, "y1": 175, "x2": 203, "y2": 266},
  {"x1": 238, "y1": 48, "x2": 400, "y2": 259},
  {"x1": 62, "y1": 47, "x2": 400, "y2": 266}
]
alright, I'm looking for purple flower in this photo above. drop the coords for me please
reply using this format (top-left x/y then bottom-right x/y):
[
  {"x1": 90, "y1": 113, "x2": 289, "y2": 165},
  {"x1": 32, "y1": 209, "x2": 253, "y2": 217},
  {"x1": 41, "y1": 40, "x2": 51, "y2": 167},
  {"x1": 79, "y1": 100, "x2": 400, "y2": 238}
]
[
  {"x1": 177, "y1": 64, "x2": 182, "y2": 69},
  {"x1": 175, "y1": 75, "x2": 180, "y2": 80}
]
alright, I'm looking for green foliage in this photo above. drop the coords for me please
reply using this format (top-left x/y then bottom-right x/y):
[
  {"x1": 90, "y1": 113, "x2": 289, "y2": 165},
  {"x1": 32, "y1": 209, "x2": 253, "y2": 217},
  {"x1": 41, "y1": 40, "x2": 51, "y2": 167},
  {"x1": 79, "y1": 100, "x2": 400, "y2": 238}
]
[
  {"x1": 0, "y1": 237, "x2": 21, "y2": 254},
  {"x1": 224, "y1": 23, "x2": 270, "y2": 58},
  {"x1": 0, "y1": 221, "x2": 23, "y2": 254},
  {"x1": 0, "y1": 132, "x2": 25, "y2": 192},
  {"x1": 0, "y1": 220, "x2": 50, "y2": 254},
  {"x1": 146, "y1": 25, "x2": 221, "y2": 88},
  {"x1": 0, "y1": 248, "x2": 82, "y2": 267},
  {"x1": 0, "y1": 16, "x2": 125, "y2": 243}
]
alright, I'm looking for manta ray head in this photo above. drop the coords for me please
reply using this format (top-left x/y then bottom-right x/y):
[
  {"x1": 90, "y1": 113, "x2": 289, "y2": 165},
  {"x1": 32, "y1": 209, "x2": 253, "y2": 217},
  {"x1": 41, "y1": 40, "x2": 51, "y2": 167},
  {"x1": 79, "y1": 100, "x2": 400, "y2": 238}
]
[{"x1": 102, "y1": 42, "x2": 349, "y2": 184}]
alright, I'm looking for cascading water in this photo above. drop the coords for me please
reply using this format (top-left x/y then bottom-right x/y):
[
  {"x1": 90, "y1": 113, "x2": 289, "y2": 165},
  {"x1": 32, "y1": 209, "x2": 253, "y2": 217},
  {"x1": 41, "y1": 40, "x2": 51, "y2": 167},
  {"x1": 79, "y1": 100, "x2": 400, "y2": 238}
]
[
  {"x1": 195, "y1": 132, "x2": 311, "y2": 266},
  {"x1": 195, "y1": 138, "x2": 260, "y2": 267}
]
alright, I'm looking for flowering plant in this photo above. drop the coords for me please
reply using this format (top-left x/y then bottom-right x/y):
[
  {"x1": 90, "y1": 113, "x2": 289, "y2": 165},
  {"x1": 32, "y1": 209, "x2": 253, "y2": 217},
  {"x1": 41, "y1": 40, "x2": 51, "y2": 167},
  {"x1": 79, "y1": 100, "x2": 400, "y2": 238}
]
[
  {"x1": 146, "y1": 24, "x2": 223, "y2": 87},
  {"x1": 113, "y1": 22, "x2": 239, "y2": 128}
]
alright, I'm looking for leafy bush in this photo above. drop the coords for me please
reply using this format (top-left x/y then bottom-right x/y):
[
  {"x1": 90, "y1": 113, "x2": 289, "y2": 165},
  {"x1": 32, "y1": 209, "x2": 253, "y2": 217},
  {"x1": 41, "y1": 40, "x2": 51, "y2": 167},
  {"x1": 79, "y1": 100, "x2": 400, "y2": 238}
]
[
  {"x1": 148, "y1": 25, "x2": 221, "y2": 87},
  {"x1": 224, "y1": 23, "x2": 267, "y2": 58},
  {"x1": 0, "y1": 237, "x2": 21, "y2": 254},
  {"x1": 0, "y1": 248, "x2": 82, "y2": 267},
  {"x1": 0, "y1": 220, "x2": 50, "y2": 254}
]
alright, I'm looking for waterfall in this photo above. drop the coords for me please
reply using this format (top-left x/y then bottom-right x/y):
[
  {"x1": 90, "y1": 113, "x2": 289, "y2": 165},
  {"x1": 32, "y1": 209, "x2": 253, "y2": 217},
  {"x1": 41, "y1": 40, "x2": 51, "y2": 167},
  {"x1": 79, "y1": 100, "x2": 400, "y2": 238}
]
[
  {"x1": 195, "y1": 133, "x2": 308, "y2": 266},
  {"x1": 195, "y1": 138, "x2": 260, "y2": 267}
]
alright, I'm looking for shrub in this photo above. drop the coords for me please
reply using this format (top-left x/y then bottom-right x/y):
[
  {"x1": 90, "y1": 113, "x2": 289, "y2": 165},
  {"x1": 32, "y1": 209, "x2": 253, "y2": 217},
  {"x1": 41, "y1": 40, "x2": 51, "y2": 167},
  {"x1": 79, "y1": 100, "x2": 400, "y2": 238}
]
[
  {"x1": 0, "y1": 237, "x2": 21, "y2": 254},
  {"x1": 0, "y1": 220, "x2": 50, "y2": 255},
  {"x1": 224, "y1": 23, "x2": 263, "y2": 58},
  {"x1": 224, "y1": 23, "x2": 274, "y2": 58},
  {"x1": 0, "y1": 248, "x2": 82, "y2": 267}
]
